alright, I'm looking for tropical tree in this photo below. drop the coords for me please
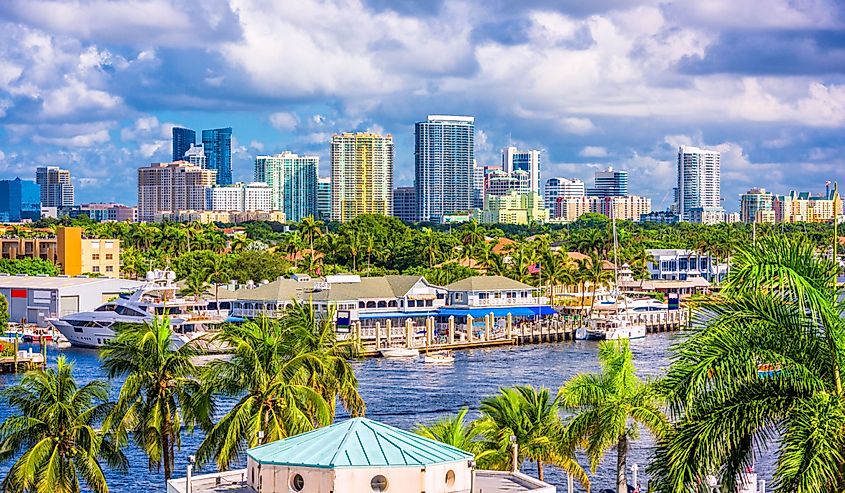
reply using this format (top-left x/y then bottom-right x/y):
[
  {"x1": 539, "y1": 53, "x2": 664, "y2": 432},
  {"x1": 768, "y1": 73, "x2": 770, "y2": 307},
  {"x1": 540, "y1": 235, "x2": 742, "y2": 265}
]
[
  {"x1": 101, "y1": 317, "x2": 209, "y2": 480},
  {"x1": 559, "y1": 340, "x2": 669, "y2": 493},
  {"x1": 419, "y1": 227, "x2": 442, "y2": 268},
  {"x1": 196, "y1": 318, "x2": 333, "y2": 470},
  {"x1": 298, "y1": 215, "x2": 323, "y2": 255},
  {"x1": 0, "y1": 356, "x2": 127, "y2": 493},
  {"x1": 180, "y1": 272, "x2": 210, "y2": 301},
  {"x1": 475, "y1": 386, "x2": 589, "y2": 487},
  {"x1": 413, "y1": 408, "x2": 492, "y2": 462},
  {"x1": 649, "y1": 236, "x2": 845, "y2": 493}
]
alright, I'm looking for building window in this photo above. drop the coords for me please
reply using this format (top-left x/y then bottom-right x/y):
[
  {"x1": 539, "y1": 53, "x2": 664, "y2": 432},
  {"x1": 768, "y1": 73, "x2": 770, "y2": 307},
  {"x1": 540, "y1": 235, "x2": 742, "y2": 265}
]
[
  {"x1": 92, "y1": 254, "x2": 100, "y2": 260},
  {"x1": 91, "y1": 241, "x2": 100, "y2": 248},
  {"x1": 446, "y1": 470, "x2": 455, "y2": 486},
  {"x1": 105, "y1": 254, "x2": 113, "y2": 260},
  {"x1": 92, "y1": 266, "x2": 100, "y2": 272},
  {"x1": 106, "y1": 266, "x2": 113, "y2": 272},
  {"x1": 290, "y1": 474, "x2": 305, "y2": 492},
  {"x1": 105, "y1": 241, "x2": 114, "y2": 248},
  {"x1": 370, "y1": 475, "x2": 388, "y2": 492}
]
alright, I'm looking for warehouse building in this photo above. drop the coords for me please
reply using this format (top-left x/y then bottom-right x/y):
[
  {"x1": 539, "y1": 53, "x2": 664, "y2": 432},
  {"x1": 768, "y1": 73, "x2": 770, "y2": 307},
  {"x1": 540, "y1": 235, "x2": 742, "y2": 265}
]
[{"x1": 0, "y1": 275, "x2": 143, "y2": 326}]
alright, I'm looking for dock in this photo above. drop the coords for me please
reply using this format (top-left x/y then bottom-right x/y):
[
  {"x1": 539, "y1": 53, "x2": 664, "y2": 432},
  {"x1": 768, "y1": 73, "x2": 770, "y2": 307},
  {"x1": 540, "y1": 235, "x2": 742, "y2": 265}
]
[
  {"x1": 346, "y1": 308, "x2": 689, "y2": 357},
  {"x1": 0, "y1": 349, "x2": 47, "y2": 373}
]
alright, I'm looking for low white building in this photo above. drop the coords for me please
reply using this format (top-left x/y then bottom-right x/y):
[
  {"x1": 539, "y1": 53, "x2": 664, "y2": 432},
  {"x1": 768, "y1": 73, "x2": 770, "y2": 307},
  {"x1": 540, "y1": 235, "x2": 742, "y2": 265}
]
[
  {"x1": 166, "y1": 417, "x2": 555, "y2": 493},
  {"x1": 205, "y1": 182, "x2": 273, "y2": 212},
  {"x1": 647, "y1": 249, "x2": 728, "y2": 283}
]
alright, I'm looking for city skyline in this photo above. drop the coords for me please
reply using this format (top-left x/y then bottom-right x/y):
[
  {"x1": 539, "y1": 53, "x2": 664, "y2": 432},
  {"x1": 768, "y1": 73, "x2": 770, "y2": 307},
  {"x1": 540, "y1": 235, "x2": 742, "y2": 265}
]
[{"x1": 0, "y1": 1, "x2": 842, "y2": 209}]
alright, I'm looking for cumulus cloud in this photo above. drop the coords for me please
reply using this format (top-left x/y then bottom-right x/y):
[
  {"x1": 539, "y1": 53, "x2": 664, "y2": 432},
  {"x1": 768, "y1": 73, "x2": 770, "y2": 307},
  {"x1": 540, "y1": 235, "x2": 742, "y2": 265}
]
[
  {"x1": 579, "y1": 146, "x2": 608, "y2": 157},
  {"x1": 269, "y1": 112, "x2": 299, "y2": 131}
]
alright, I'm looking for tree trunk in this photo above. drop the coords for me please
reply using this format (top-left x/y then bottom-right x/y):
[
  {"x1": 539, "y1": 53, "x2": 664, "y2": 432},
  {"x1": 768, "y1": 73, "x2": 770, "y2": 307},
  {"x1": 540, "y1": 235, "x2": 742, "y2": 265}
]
[
  {"x1": 537, "y1": 459, "x2": 544, "y2": 481},
  {"x1": 162, "y1": 421, "x2": 172, "y2": 480},
  {"x1": 617, "y1": 435, "x2": 628, "y2": 493}
]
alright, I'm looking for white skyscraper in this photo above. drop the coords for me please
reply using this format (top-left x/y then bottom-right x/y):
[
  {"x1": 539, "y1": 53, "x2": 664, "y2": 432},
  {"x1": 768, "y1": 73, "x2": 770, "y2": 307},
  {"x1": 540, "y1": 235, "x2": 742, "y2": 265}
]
[
  {"x1": 544, "y1": 177, "x2": 585, "y2": 212},
  {"x1": 502, "y1": 147, "x2": 540, "y2": 193},
  {"x1": 415, "y1": 115, "x2": 474, "y2": 222},
  {"x1": 205, "y1": 182, "x2": 272, "y2": 212},
  {"x1": 677, "y1": 146, "x2": 721, "y2": 222},
  {"x1": 183, "y1": 144, "x2": 207, "y2": 168}
]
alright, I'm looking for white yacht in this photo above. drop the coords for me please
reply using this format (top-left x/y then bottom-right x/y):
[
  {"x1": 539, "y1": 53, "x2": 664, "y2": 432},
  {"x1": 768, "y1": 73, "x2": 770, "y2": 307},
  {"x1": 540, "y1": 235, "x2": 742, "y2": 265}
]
[
  {"x1": 576, "y1": 316, "x2": 647, "y2": 341},
  {"x1": 48, "y1": 270, "x2": 225, "y2": 349}
]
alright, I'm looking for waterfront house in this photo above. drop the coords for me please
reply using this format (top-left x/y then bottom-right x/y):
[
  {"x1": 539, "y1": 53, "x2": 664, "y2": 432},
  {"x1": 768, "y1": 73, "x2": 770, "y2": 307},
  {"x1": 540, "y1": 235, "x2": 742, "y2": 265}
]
[
  {"x1": 442, "y1": 275, "x2": 555, "y2": 320},
  {"x1": 646, "y1": 248, "x2": 728, "y2": 283},
  {"x1": 166, "y1": 417, "x2": 555, "y2": 493}
]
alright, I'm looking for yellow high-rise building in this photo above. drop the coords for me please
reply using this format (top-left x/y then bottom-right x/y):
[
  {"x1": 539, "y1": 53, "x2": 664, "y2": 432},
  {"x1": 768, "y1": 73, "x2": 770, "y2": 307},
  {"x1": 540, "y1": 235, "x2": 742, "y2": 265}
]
[{"x1": 330, "y1": 133, "x2": 394, "y2": 223}]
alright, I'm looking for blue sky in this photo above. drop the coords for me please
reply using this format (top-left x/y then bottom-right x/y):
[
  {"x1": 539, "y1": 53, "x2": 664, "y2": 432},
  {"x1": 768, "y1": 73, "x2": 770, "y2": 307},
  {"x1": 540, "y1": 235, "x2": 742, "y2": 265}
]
[{"x1": 0, "y1": 0, "x2": 843, "y2": 212}]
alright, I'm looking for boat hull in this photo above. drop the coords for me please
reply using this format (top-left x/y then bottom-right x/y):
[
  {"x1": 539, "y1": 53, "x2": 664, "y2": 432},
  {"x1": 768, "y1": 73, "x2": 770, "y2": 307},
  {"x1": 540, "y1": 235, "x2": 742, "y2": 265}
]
[{"x1": 380, "y1": 348, "x2": 420, "y2": 358}]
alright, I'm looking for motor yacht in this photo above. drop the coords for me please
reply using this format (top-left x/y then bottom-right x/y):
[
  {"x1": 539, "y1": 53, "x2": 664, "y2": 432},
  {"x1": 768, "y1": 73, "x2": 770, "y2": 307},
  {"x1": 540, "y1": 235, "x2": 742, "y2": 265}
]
[
  {"x1": 575, "y1": 315, "x2": 647, "y2": 341},
  {"x1": 48, "y1": 270, "x2": 225, "y2": 349}
]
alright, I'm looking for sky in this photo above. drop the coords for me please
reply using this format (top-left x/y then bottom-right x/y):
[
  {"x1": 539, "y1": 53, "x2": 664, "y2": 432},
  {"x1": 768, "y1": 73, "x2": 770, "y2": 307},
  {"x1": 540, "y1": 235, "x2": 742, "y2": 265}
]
[{"x1": 0, "y1": 0, "x2": 844, "y2": 212}]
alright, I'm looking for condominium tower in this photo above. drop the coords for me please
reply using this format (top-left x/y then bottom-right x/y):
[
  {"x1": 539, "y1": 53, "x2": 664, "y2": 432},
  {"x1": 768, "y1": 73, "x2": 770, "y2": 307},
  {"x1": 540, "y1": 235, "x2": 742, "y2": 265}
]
[
  {"x1": 254, "y1": 152, "x2": 318, "y2": 222},
  {"x1": 331, "y1": 132, "x2": 394, "y2": 223},
  {"x1": 544, "y1": 177, "x2": 585, "y2": 212},
  {"x1": 317, "y1": 177, "x2": 331, "y2": 221},
  {"x1": 36, "y1": 166, "x2": 74, "y2": 207},
  {"x1": 502, "y1": 147, "x2": 541, "y2": 193},
  {"x1": 740, "y1": 188, "x2": 775, "y2": 223},
  {"x1": 0, "y1": 178, "x2": 41, "y2": 222},
  {"x1": 183, "y1": 144, "x2": 207, "y2": 168},
  {"x1": 676, "y1": 146, "x2": 721, "y2": 221},
  {"x1": 202, "y1": 127, "x2": 233, "y2": 185},
  {"x1": 587, "y1": 167, "x2": 628, "y2": 197},
  {"x1": 172, "y1": 127, "x2": 196, "y2": 162},
  {"x1": 206, "y1": 183, "x2": 273, "y2": 212},
  {"x1": 393, "y1": 186, "x2": 417, "y2": 223},
  {"x1": 415, "y1": 115, "x2": 474, "y2": 222},
  {"x1": 137, "y1": 162, "x2": 216, "y2": 222}
]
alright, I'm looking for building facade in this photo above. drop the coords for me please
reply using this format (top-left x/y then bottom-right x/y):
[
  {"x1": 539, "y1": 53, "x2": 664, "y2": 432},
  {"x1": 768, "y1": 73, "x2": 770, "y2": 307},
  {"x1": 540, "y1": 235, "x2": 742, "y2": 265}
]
[
  {"x1": 331, "y1": 132, "x2": 394, "y2": 223},
  {"x1": 774, "y1": 188, "x2": 843, "y2": 223},
  {"x1": 475, "y1": 191, "x2": 549, "y2": 225},
  {"x1": 201, "y1": 127, "x2": 233, "y2": 185},
  {"x1": 205, "y1": 183, "x2": 273, "y2": 212},
  {"x1": 740, "y1": 188, "x2": 775, "y2": 223},
  {"x1": 677, "y1": 145, "x2": 721, "y2": 221},
  {"x1": 317, "y1": 177, "x2": 331, "y2": 221},
  {"x1": 415, "y1": 115, "x2": 474, "y2": 222},
  {"x1": 393, "y1": 186, "x2": 417, "y2": 223},
  {"x1": 137, "y1": 162, "x2": 216, "y2": 222},
  {"x1": 171, "y1": 127, "x2": 196, "y2": 162},
  {"x1": 36, "y1": 166, "x2": 74, "y2": 208},
  {"x1": 552, "y1": 195, "x2": 650, "y2": 222},
  {"x1": 587, "y1": 167, "x2": 628, "y2": 197},
  {"x1": 502, "y1": 146, "x2": 540, "y2": 193},
  {"x1": 544, "y1": 177, "x2": 584, "y2": 213},
  {"x1": 183, "y1": 143, "x2": 207, "y2": 168},
  {"x1": 471, "y1": 161, "x2": 485, "y2": 209},
  {"x1": 0, "y1": 178, "x2": 41, "y2": 222},
  {"x1": 79, "y1": 203, "x2": 137, "y2": 222},
  {"x1": 254, "y1": 152, "x2": 319, "y2": 222}
]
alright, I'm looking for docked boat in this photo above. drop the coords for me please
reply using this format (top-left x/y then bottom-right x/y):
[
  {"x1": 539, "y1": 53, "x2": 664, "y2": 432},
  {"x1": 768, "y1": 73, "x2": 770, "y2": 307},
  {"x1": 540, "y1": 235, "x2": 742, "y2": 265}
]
[
  {"x1": 379, "y1": 347, "x2": 420, "y2": 358},
  {"x1": 48, "y1": 270, "x2": 225, "y2": 349},
  {"x1": 575, "y1": 315, "x2": 647, "y2": 340},
  {"x1": 423, "y1": 351, "x2": 455, "y2": 364}
]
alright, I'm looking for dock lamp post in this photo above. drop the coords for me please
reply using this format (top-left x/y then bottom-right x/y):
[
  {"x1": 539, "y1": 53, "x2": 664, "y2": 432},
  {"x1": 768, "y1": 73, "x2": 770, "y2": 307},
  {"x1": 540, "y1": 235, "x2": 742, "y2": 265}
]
[
  {"x1": 257, "y1": 430, "x2": 265, "y2": 445},
  {"x1": 509, "y1": 435, "x2": 518, "y2": 473},
  {"x1": 631, "y1": 463, "x2": 639, "y2": 492},
  {"x1": 186, "y1": 455, "x2": 195, "y2": 493}
]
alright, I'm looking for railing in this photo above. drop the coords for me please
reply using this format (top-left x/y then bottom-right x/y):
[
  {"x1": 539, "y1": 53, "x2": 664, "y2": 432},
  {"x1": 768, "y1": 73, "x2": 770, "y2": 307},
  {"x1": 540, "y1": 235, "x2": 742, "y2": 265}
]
[
  {"x1": 464, "y1": 298, "x2": 542, "y2": 307},
  {"x1": 166, "y1": 469, "x2": 247, "y2": 493}
]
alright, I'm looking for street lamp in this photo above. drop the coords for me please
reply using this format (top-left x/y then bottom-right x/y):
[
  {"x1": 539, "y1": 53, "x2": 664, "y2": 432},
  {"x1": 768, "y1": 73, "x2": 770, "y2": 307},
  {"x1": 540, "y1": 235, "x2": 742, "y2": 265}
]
[{"x1": 509, "y1": 435, "x2": 518, "y2": 473}]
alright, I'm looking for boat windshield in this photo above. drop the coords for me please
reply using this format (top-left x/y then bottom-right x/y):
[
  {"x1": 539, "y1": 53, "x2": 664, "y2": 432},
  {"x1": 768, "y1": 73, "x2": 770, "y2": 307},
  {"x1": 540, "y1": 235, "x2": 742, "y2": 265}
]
[
  {"x1": 114, "y1": 305, "x2": 146, "y2": 317},
  {"x1": 95, "y1": 304, "x2": 116, "y2": 312}
]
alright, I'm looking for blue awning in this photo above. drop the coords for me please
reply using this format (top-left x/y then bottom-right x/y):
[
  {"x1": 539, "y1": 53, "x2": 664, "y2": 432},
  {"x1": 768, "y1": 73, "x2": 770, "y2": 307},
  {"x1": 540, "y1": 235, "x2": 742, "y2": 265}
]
[
  {"x1": 436, "y1": 306, "x2": 557, "y2": 318},
  {"x1": 358, "y1": 311, "x2": 439, "y2": 320}
]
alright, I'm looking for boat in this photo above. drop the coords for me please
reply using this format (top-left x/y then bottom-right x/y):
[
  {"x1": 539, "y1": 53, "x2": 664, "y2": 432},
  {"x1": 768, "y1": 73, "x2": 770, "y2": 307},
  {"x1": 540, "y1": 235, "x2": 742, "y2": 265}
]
[
  {"x1": 423, "y1": 351, "x2": 455, "y2": 364},
  {"x1": 575, "y1": 315, "x2": 647, "y2": 340},
  {"x1": 379, "y1": 347, "x2": 420, "y2": 358},
  {"x1": 48, "y1": 270, "x2": 226, "y2": 350}
]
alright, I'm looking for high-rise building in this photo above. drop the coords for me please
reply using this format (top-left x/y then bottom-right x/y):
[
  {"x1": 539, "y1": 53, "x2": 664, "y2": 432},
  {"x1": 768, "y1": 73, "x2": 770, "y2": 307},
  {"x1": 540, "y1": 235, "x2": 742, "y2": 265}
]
[
  {"x1": 183, "y1": 143, "x2": 207, "y2": 168},
  {"x1": 172, "y1": 127, "x2": 196, "y2": 162},
  {"x1": 202, "y1": 127, "x2": 233, "y2": 185},
  {"x1": 774, "y1": 187, "x2": 843, "y2": 223},
  {"x1": 475, "y1": 191, "x2": 548, "y2": 225},
  {"x1": 317, "y1": 177, "x2": 331, "y2": 221},
  {"x1": 79, "y1": 203, "x2": 137, "y2": 222},
  {"x1": 486, "y1": 170, "x2": 530, "y2": 199},
  {"x1": 393, "y1": 186, "x2": 417, "y2": 223},
  {"x1": 254, "y1": 151, "x2": 318, "y2": 223},
  {"x1": 677, "y1": 146, "x2": 721, "y2": 221},
  {"x1": 206, "y1": 183, "x2": 272, "y2": 212},
  {"x1": 137, "y1": 162, "x2": 216, "y2": 222},
  {"x1": 740, "y1": 188, "x2": 775, "y2": 223},
  {"x1": 587, "y1": 167, "x2": 628, "y2": 197},
  {"x1": 331, "y1": 132, "x2": 394, "y2": 223},
  {"x1": 0, "y1": 178, "x2": 41, "y2": 222},
  {"x1": 36, "y1": 166, "x2": 74, "y2": 207},
  {"x1": 553, "y1": 195, "x2": 651, "y2": 222},
  {"x1": 502, "y1": 147, "x2": 540, "y2": 193},
  {"x1": 471, "y1": 161, "x2": 485, "y2": 209},
  {"x1": 415, "y1": 115, "x2": 474, "y2": 222},
  {"x1": 544, "y1": 177, "x2": 584, "y2": 212}
]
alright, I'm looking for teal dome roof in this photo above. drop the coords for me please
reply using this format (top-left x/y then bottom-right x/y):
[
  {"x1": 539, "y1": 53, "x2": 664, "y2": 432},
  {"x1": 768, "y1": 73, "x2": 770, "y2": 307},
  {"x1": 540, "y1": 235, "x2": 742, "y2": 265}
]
[{"x1": 246, "y1": 417, "x2": 474, "y2": 469}]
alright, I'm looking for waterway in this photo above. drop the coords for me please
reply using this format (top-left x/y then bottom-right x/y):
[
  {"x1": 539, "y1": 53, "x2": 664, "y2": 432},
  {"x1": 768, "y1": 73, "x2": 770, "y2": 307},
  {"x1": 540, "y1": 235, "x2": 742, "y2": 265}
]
[{"x1": 0, "y1": 334, "x2": 770, "y2": 492}]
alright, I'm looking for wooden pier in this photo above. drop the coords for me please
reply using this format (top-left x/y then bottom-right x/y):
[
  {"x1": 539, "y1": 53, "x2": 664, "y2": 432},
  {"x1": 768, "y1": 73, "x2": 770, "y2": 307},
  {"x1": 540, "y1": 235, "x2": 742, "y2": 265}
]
[
  {"x1": 0, "y1": 337, "x2": 49, "y2": 374},
  {"x1": 346, "y1": 308, "x2": 690, "y2": 357}
]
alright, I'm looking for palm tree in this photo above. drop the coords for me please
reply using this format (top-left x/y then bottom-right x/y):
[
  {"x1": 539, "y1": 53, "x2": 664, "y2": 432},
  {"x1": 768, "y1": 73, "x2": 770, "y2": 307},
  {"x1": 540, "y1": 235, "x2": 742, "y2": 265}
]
[
  {"x1": 420, "y1": 227, "x2": 441, "y2": 268},
  {"x1": 180, "y1": 272, "x2": 210, "y2": 301},
  {"x1": 101, "y1": 317, "x2": 209, "y2": 481},
  {"x1": 413, "y1": 408, "x2": 493, "y2": 463},
  {"x1": 459, "y1": 220, "x2": 487, "y2": 259},
  {"x1": 649, "y1": 236, "x2": 845, "y2": 493},
  {"x1": 559, "y1": 340, "x2": 669, "y2": 493},
  {"x1": 0, "y1": 356, "x2": 127, "y2": 493},
  {"x1": 475, "y1": 386, "x2": 589, "y2": 487},
  {"x1": 196, "y1": 318, "x2": 332, "y2": 470},
  {"x1": 281, "y1": 300, "x2": 365, "y2": 416},
  {"x1": 298, "y1": 215, "x2": 323, "y2": 256},
  {"x1": 206, "y1": 254, "x2": 230, "y2": 315}
]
